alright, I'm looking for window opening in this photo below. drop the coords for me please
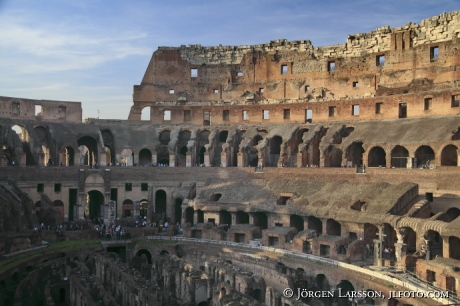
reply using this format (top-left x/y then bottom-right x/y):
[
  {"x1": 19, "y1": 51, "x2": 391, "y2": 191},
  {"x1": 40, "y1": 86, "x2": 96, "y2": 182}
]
[
  {"x1": 452, "y1": 95, "x2": 460, "y2": 108},
  {"x1": 141, "y1": 183, "x2": 148, "y2": 191},
  {"x1": 375, "y1": 102, "x2": 382, "y2": 114},
  {"x1": 352, "y1": 105, "x2": 360, "y2": 116},
  {"x1": 430, "y1": 46, "x2": 439, "y2": 60},
  {"x1": 242, "y1": 110, "x2": 248, "y2": 121},
  {"x1": 237, "y1": 71, "x2": 243, "y2": 77},
  {"x1": 125, "y1": 183, "x2": 132, "y2": 191},
  {"x1": 424, "y1": 98, "x2": 432, "y2": 110},
  {"x1": 213, "y1": 89, "x2": 219, "y2": 94},
  {"x1": 191, "y1": 68, "x2": 198, "y2": 78},
  {"x1": 223, "y1": 110, "x2": 229, "y2": 121},
  {"x1": 352, "y1": 82, "x2": 358, "y2": 88},
  {"x1": 184, "y1": 110, "x2": 191, "y2": 121},
  {"x1": 281, "y1": 65, "x2": 288, "y2": 74},
  {"x1": 259, "y1": 88, "x2": 264, "y2": 93},
  {"x1": 328, "y1": 61, "x2": 336, "y2": 72},
  {"x1": 203, "y1": 111, "x2": 211, "y2": 126},
  {"x1": 54, "y1": 183, "x2": 61, "y2": 192},
  {"x1": 329, "y1": 106, "x2": 336, "y2": 117},
  {"x1": 263, "y1": 110, "x2": 269, "y2": 120},
  {"x1": 306, "y1": 109, "x2": 313, "y2": 123},
  {"x1": 305, "y1": 85, "x2": 310, "y2": 92},
  {"x1": 169, "y1": 89, "x2": 175, "y2": 94},
  {"x1": 37, "y1": 184, "x2": 44, "y2": 192},
  {"x1": 35, "y1": 105, "x2": 43, "y2": 116},
  {"x1": 376, "y1": 55, "x2": 385, "y2": 66},
  {"x1": 283, "y1": 109, "x2": 290, "y2": 120},
  {"x1": 163, "y1": 110, "x2": 171, "y2": 121}
]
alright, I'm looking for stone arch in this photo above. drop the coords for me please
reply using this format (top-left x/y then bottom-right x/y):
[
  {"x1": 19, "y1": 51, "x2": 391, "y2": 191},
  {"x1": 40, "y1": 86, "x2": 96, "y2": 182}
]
[
  {"x1": 34, "y1": 126, "x2": 53, "y2": 165},
  {"x1": 253, "y1": 212, "x2": 268, "y2": 230},
  {"x1": 308, "y1": 216, "x2": 322, "y2": 236},
  {"x1": 414, "y1": 145, "x2": 435, "y2": 167},
  {"x1": 159, "y1": 130, "x2": 171, "y2": 146},
  {"x1": 219, "y1": 210, "x2": 232, "y2": 225},
  {"x1": 446, "y1": 207, "x2": 460, "y2": 222},
  {"x1": 140, "y1": 199, "x2": 148, "y2": 218},
  {"x1": 101, "y1": 130, "x2": 115, "y2": 165},
  {"x1": 86, "y1": 190, "x2": 104, "y2": 220},
  {"x1": 120, "y1": 148, "x2": 134, "y2": 166},
  {"x1": 197, "y1": 130, "x2": 210, "y2": 165},
  {"x1": 135, "y1": 249, "x2": 152, "y2": 264},
  {"x1": 325, "y1": 147, "x2": 342, "y2": 167},
  {"x1": 159, "y1": 250, "x2": 169, "y2": 256},
  {"x1": 185, "y1": 207, "x2": 194, "y2": 225},
  {"x1": 61, "y1": 146, "x2": 75, "y2": 166},
  {"x1": 326, "y1": 219, "x2": 341, "y2": 236},
  {"x1": 248, "y1": 134, "x2": 263, "y2": 167},
  {"x1": 267, "y1": 135, "x2": 282, "y2": 167},
  {"x1": 139, "y1": 148, "x2": 152, "y2": 166},
  {"x1": 141, "y1": 106, "x2": 151, "y2": 121},
  {"x1": 11, "y1": 124, "x2": 35, "y2": 165},
  {"x1": 368, "y1": 146, "x2": 386, "y2": 167},
  {"x1": 213, "y1": 130, "x2": 229, "y2": 166},
  {"x1": 315, "y1": 274, "x2": 329, "y2": 290},
  {"x1": 122, "y1": 199, "x2": 133, "y2": 218},
  {"x1": 424, "y1": 229, "x2": 443, "y2": 259},
  {"x1": 401, "y1": 227, "x2": 417, "y2": 254},
  {"x1": 232, "y1": 130, "x2": 245, "y2": 167},
  {"x1": 155, "y1": 190, "x2": 167, "y2": 215},
  {"x1": 78, "y1": 136, "x2": 98, "y2": 166},
  {"x1": 391, "y1": 145, "x2": 409, "y2": 168},
  {"x1": 364, "y1": 223, "x2": 378, "y2": 244},
  {"x1": 290, "y1": 214, "x2": 304, "y2": 232},
  {"x1": 441, "y1": 144, "x2": 458, "y2": 166},
  {"x1": 236, "y1": 211, "x2": 249, "y2": 224},
  {"x1": 346, "y1": 141, "x2": 364, "y2": 166},
  {"x1": 337, "y1": 279, "x2": 355, "y2": 296},
  {"x1": 174, "y1": 198, "x2": 183, "y2": 224},
  {"x1": 177, "y1": 130, "x2": 191, "y2": 166}
]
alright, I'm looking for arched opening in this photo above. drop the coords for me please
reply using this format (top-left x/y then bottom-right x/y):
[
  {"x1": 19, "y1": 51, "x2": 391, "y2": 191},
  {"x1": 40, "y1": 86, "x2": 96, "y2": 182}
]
[
  {"x1": 140, "y1": 199, "x2": 148, "y2": 218},
  {"x1": 210, "y1": 193, "x2": 222, "y2": 201},
  {"x1": 415, "y1": 145, "x2": 435, "y2": 167},
  {"x1": 337, "y1": 280, "x2": 355, "y2": 305},
  {"x1": 368, "y1": 146, "x2": 386, "y2": 167},
  {"x1": 425, "y1": 230, "x2": 443, "y2": 259},
  {"x1": 11, "y1": 125, "x2": 35, "y2": 165},
  {"x1": 157, "y1": 147, "x2": 170, "y2": 166},
  {"x1": 155, "y1": 190, "x2": 167, "y2": 215},
  {"x1": 159, "y1": 130, "x2": 171, "y2": 146},
  {"x1": 449, "y1": 236, "x2": 460, "y2": 260},
  {"x1": 86, "y1": 190, "x2": 104, "y2": 220},
  {"x1": 101, "y1": 130, "x2": 115, "y2": 165},
  {"x1": 253, "y1": 212, "x2": 268, "y2": 230},
  {"x1": 185, "y1": 207, "x2": 194, "y2": 225},
  {"x1": 219, "y1": 210, "x2": 232, "y2": 226},
  {"x1": 59, "y1": 288, "x2": 66, "y2": 303},
  {"x1": 64, "y1": 147, "x2": 75, "y2": 166},
  {"x1": 199, "y1": 146, "x2": 206, "y2": 164},
  {"x1": 236, "y1": 211, "x2": 249, "y2": 224},
  {"x1": 316, "y1": 274, "x2": 329, "y2": 290},
  {"x1": 159, "y1": 250, "x2": 169, "y2": 256},
  {"x1": 308, "y1": 216, "x2": 323, "y2": 236},
  {"x1": 387, "y1": 298, "x2": 400, "y2": 306},
  {"x1": 197, "y1": 130, "x2": 210, "y2": 165},
  {"x1": 213, "y1": 130, "x2": 229, "y2": 167},
  {"x1": 441, "y1": 144, "x2": 458, "y2": 166},
  {"x1": 139, "y1": 148, "x2": 152, "y2": 166},
  {"x1": 401, "y1": 227, "x2": 417, "y2": 254},
  {"x1": 325, "y1": 147, "x2": 342, "y2": 167},
  {"x1": 35, "y1": 201, "x2": 41, "y2": 215},
  {"x1": 196, "y1": 209, "x2": 204, "y2": 223},
  {"x1": 232, "y1": 130, "x2": 245, "y2": 167},
  {"x1": 174, "y1": 198, "x2": 182, "y2": 224},
  {"x1": 141, "y1": 106, "x2": 151, "y2": 121},
  {"x1": 52, "y1": 200, "x2": 64, "y2": 220},
  {"x1": 78, "y1": 136, "x2": 98, "y2": 166},
  {"x1": 326, "y1": 219, "x2": 341, "y2": 236},
  {"x1": 122, "y1": 199, "x2": 133, "y2": 218},
  {"x1": 446, "y1": 208, "x2": 460, "y2": 222},
  {"x1": 290, "y1": 215, "x2": 304, "y2": 232},
  {"x1": 120, "y1": 148, "x2": 134, "y2": 166},
  {"x1": 34, "y1": 126, "x2": 53, "y2": 166},
  {"x1": 391, "y1": 145, "x2": 409, "y2": 168},
  {"x1": 364, "y1": 223, "x2": 378, "y2": 244},
  {"x1": 346, "y1": 141, "x2": 364, "y2": 166},
  {"x1": 267, "y1": 135, "x2": 282, "y2": 167},
  {"x1": 135, "y1": 249, "x2": 152, "y2": 264},
  {"x1": 177, "y1": 130, "x2": 191, "y2": 167}
]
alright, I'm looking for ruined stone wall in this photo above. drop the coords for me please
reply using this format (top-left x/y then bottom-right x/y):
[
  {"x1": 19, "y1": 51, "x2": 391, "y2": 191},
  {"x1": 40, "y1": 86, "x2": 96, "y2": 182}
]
[
  {"x1": 130, "y1": 11, "x2": 460, "y2": 122},
  {"x1": 0, "y1": 96, "x2": 82, "y2": 123}
]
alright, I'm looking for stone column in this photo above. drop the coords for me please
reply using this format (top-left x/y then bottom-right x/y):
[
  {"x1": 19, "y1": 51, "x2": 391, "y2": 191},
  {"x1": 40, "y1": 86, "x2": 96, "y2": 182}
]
[
  {"x1": 133, "y1": 151, "x2": 139, "y2": 166},
  {"x1": 373, "y1": 239, "x2": 382, "y2": 266},
  {"x1": 220, "y1": 152, "x2": 227, "y2": 167},
  {"x1": 443, "y1": 236, "x2": 450, "y2": 258},
  {"x1": 169, "y1": 153, "x2": 175, "y2": 167},
  {"x1": 394, "y1": 228, "x2": 407, "y2": 268},
  {"x1": 406, "y1": 157, "x2": 412, "y2": 169},
  {"x1": 297, "y1": 152, "x2": 302, "y2": 168},
  {"x1": 237, "y1": 153, "x2": 243, "y2": 167},
  {"x1": 204, "y1": 153, "x2": 210, "y2": 167}
]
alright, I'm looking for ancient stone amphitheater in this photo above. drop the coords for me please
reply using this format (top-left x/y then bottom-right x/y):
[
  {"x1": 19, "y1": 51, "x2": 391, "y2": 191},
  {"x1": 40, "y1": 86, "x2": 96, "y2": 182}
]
[{"x1": 1, "y1": 10, "x2": 460, "y2": 306}]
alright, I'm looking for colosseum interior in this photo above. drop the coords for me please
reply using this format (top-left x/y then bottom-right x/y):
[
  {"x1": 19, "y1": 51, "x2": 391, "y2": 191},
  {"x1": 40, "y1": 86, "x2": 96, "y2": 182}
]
[{"x1": 2, "y1": 9, "x2": 460, "y2": 306}]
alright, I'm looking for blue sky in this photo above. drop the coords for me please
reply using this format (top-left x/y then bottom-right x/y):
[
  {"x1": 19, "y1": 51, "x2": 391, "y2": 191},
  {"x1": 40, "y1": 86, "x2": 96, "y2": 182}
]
[{"x1": 0, "y1": 0, "x2": 458, "y2": 120}]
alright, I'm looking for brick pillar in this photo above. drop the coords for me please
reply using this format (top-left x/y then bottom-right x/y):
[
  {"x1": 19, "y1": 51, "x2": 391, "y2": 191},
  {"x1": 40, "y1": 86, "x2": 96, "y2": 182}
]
[
  {"x1": 297, "y1": 153, "x2": 302, "y2": 167},
  {"x1": 237, "y1": 153, "x2": 243, "y2": 167},
  {"x1": 220, "y1": 152, "x2": 227, "y2": 167},
  {"x1": 442, "y1": 236, "x2": 450, "y2": 259},
  {"x1": 169, "y1": 154, "x2": 175, "y2": 167}
]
